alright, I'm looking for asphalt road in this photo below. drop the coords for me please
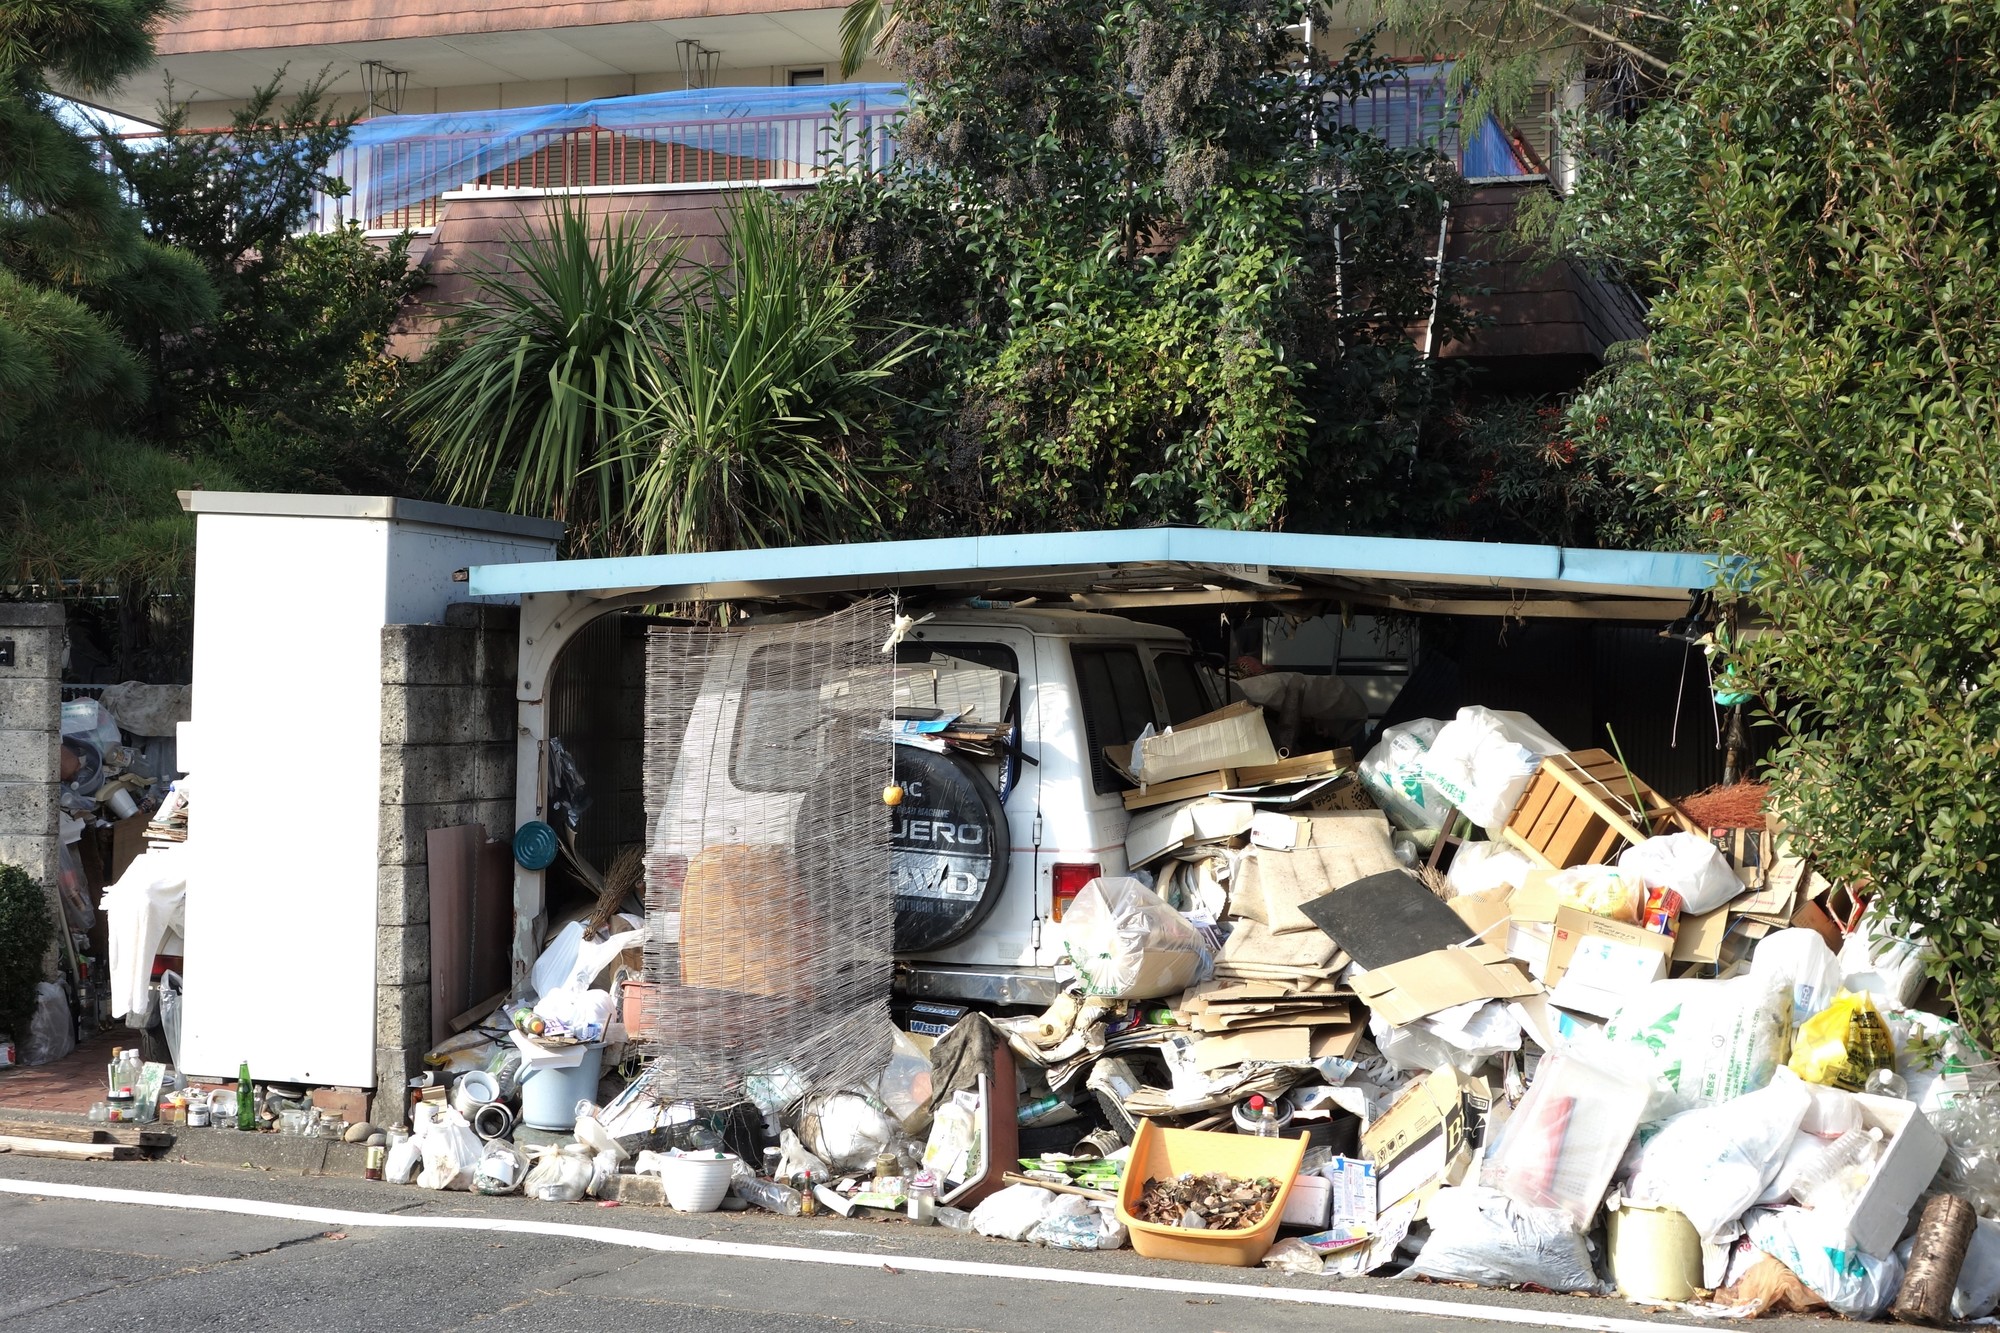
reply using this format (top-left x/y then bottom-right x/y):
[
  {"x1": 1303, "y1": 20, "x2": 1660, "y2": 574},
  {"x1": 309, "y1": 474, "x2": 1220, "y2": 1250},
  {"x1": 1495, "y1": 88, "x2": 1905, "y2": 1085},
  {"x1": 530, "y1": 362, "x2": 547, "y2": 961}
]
[{"x1": 0, "y1": 1156, "x2": 1835, "y2": 1333}]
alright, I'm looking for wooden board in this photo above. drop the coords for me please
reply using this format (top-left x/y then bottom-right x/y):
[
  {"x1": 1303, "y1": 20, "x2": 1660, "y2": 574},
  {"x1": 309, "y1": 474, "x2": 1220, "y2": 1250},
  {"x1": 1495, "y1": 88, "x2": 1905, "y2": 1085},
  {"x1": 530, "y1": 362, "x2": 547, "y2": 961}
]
[
  {"x1": 0, "y1": 1121, "x2": 172, "y2": 1148},
  {"x1": 1234, "y1": 749, "x2": 1356, "y2": 787},
  {"x1": 0, "y1": 1135, "x2": 141, "y2": 1161},
  {"x1": 1122, "y1": 769, "x2": 1237, "y2": 811}
]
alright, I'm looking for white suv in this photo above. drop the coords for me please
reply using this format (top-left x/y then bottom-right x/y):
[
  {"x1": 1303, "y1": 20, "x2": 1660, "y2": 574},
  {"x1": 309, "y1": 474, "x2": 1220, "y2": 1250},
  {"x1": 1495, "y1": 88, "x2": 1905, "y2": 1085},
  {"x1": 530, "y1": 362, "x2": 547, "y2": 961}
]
[{"x1": 650, "y1": 606, "x2": 1220, "y2": 1007}]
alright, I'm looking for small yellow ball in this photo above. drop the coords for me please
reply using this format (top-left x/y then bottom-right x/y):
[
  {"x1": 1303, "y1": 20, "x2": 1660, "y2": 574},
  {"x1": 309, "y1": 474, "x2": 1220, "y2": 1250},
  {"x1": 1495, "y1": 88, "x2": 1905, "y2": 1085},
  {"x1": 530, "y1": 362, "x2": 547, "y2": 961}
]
[{"x1": 882, "y1": 784, "x2": 906, "y2": 807}]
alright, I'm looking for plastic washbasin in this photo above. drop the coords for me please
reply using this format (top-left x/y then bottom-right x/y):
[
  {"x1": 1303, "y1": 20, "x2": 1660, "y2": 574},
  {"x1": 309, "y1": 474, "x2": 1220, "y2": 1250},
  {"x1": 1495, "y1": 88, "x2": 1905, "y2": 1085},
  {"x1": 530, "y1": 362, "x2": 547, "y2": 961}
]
[{"x1": 1115, "y1": 1119, "x2": 1308, "y2": 1266}]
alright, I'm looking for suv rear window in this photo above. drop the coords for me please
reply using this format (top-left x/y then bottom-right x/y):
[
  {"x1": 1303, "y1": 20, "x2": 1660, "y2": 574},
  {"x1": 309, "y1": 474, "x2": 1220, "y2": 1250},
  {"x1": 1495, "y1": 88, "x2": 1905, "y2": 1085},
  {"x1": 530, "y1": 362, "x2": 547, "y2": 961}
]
[
  {"x1": 1153, "y1": 652, "x2": 1213, "y2": 725},
  {"x1": 1072, "y1": 645, "x2": 1156, "y2": 793}
]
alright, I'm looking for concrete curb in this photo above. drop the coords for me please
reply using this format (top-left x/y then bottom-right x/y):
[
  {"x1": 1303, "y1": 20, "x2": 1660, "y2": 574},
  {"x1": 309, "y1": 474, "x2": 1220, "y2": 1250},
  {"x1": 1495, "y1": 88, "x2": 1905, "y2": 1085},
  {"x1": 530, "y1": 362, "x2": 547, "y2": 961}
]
[{"x1": 0, "y1": 1108, "x2": 374, "y2": 1178}]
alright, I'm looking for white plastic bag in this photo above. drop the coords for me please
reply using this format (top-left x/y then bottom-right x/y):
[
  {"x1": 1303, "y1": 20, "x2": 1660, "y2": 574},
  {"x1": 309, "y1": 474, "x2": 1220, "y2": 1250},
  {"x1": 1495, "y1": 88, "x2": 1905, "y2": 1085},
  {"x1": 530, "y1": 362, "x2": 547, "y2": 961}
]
[
  {"x1": 384, "y1": 1138, "x2": 421, "y2": 1185},
  {"x1": 20, "y1": 981, "x2": 75, "y2": 1066},
  {"x1": 1061, "y1": 876, "x2": 1208, "y2": 999},
  {"x1": 1748, "y1": 1207, "x2": 1904, "y2": 1320},
  {"x1": 1416, "y1": 708, "x2": 1568, "y2": 833},
  {"x1": 524, "y1": 1144, "x2": 596, "y2": 1202},
  {"x1": 415, "y1": 1107, "x2": 484, "y2": 1191},
  {"x1": 1625, "y1": 1071, "x2": 1811, "y2": 1240},
  {"x1": 797, "y1": 1091, "x2": 898, "y2": 1172},
  {"x1": 1401, "y1": 1186, "x2": 1607, "y2": 1292},
  {"x1": 1750, "y1": 928, "x2": 1845, "y2": 1026},
  {"x1": 1360, "y1": 719, "x2": 1450, "y2": 831},
  {"x1": 473, "y1": 1140, "x2": 529, "y2": 1195},
  {"x1": 972, "y1": 1183, "x2": 1059, "y2": 1241},
  {"x1": 1839, "y1": 914, "x2": 1933, "y2": 1008},
  {"x1": 1604, "y1": 974, "x2": 1791, "y2": 1110},
  {"x1": 1952, "y1": 1216, "x2": 2000, "y2": 1320},
  {"x1": 1446, "y1": 842, "x2": 1534, "y2": 896},
  {"x1": 1617, "y1": 833, "x2": 1743, "y2": 915}
]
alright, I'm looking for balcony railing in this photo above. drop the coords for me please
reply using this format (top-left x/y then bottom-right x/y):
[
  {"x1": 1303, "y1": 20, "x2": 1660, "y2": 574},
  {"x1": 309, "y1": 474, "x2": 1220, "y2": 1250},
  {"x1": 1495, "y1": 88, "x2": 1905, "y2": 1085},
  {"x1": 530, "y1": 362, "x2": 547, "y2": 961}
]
[{"x1": 312, "y1": 83, "x2": 905, "y2": 232}]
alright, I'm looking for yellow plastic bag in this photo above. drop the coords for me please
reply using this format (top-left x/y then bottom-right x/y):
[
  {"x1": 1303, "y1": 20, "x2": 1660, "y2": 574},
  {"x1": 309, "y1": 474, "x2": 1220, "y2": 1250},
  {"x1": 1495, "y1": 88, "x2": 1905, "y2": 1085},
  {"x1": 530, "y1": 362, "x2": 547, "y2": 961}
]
[{"x1": 1788, "y1": 989, "x2": 1896, "y2": 1091}]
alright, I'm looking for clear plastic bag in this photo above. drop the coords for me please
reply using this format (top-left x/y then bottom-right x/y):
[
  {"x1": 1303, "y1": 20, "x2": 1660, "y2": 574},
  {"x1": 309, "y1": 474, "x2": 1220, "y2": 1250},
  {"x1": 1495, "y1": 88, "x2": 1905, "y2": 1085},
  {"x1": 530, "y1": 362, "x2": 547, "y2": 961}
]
[
  {"x1": 473, "y1": 1140, "x2": 529, "y2": 1195},
  {"x1": 1748, "y1": 1207, "x2": 1905, "y2": 1320},
  {"x1": 524, "y1": 1144, "x2": 596, "y2": 1202},
  {"x1": 1545, "y1": 865, "x2": 1646, "y2": 924},
  {"x1": 1482, "y1": 1048, "x2": 1650, "y2": 1227},
  {"x1": 415, "y1": 1108, "x2": 484, "y2": 1191},
  {"x1": 20, "y1": 982, "x2": 75, "y2": 1066},
  {"x1": 1061, "y1": 876, "x2": 1208, "y2": 999},
  {"x1": 1360, "y1": 719, "x2": 1450, "y2": 831},
  {"x1": 1401, "y1": 1186, "x2": 1607, "y2": 1293},
  {"x1": 875, "y1": 1027, "x2": 935, "y2": 1134}
]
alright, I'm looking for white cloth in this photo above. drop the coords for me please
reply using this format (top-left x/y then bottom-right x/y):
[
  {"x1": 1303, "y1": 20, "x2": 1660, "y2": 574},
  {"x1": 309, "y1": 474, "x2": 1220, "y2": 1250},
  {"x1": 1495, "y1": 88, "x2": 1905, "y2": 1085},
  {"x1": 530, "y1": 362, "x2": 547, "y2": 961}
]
[{"x1": 101, "y1": 844, "x2": 190, "y2": 1018}]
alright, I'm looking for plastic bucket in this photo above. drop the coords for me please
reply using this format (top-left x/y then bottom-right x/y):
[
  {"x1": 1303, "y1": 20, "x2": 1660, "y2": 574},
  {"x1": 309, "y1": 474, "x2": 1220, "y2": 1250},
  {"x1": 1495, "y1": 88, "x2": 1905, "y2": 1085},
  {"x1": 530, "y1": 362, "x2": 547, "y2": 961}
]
[
  {"x1": 658, "y1": 1151, "x2": 739, "y2": 1212},
  {"x1": 1606, "y1": 1197, "x2": 1704, "y2": 1302},
  {"x1": 516, "y1": 1044, "x2": 604, "y2": 1131}
]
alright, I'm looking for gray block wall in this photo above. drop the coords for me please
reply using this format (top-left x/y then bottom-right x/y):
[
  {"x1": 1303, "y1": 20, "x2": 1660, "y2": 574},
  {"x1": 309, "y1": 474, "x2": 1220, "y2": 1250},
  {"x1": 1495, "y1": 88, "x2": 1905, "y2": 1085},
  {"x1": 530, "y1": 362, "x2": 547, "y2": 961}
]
[
  {"x1": 0, "y1": 604, "x2": 64, "y2": 967},
  {"x1": 372, "y1": 602, "x2": 518, "y2": 1126}
]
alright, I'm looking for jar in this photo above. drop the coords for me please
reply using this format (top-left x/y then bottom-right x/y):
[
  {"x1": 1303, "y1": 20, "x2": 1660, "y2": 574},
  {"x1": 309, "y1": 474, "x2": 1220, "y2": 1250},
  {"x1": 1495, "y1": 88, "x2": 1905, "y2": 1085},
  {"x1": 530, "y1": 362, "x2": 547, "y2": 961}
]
[
  {"x1": 187, "y1": 1090, "x2": 210, "y2": 1128},
  {"x1": 107, "y1": 1093, "x2": 133, "y2": 1123},
  {"x1": 363, "y1": 1145, "x2": 386, "y2": 1181},
  {"x1": 89, "y1": 1101, "x2": 109, "y2": 1124}
]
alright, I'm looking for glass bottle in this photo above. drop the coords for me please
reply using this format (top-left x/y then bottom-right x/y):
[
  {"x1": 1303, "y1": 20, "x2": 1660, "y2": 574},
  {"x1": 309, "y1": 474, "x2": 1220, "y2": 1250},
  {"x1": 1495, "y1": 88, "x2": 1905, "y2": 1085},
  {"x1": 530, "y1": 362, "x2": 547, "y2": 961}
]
[{"x1": 236, "y1": 1061, "x2": 256, "y2": 1131}]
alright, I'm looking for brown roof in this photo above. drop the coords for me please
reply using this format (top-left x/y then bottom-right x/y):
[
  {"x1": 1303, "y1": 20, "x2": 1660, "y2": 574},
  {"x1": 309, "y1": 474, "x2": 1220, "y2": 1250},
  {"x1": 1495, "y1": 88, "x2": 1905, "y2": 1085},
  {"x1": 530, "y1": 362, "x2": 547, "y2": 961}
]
[{"x1": 155, "y1": 0, "x2": 843, "y2": 55}]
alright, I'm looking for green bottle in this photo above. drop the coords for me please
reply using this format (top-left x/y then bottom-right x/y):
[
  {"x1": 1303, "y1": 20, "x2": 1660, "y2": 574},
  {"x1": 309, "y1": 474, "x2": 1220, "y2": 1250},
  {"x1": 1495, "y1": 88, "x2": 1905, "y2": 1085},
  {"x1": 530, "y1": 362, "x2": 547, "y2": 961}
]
[{"x1": 236, "y1": 1061, "x2": 255, "y2": 1131}]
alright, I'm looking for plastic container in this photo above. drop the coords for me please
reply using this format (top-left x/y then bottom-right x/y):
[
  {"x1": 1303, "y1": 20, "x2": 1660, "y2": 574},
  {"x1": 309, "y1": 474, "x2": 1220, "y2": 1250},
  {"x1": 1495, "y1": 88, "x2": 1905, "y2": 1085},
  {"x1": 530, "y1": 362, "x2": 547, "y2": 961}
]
[
  {"x1": 1115, "y1": 1119, "x2": 1307, "y2": 1266},
  {"x1": 658, "y1": 1151, "x2": 739, "y2": 1213},
  {"x1": 1606, "y1": 1197, "x2": 1704, "y2": 1302},
  {"x1": 516, "y1": 1044, "x2": 604, "y2": 1131}
]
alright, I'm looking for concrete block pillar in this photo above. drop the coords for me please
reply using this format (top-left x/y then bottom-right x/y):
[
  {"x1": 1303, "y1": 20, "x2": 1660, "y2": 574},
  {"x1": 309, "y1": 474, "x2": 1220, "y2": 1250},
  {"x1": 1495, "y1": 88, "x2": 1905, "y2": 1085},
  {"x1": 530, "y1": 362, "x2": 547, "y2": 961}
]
[{"x1": 0, "y1": 604, "x2": 64, "y2": 962}]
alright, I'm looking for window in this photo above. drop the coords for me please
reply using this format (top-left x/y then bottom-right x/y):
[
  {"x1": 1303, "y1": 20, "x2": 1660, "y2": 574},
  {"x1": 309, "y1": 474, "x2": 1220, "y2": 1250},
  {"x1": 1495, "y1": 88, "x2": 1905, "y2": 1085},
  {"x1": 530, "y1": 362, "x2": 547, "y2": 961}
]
[
  {"x1": 788, "y1": 68, "x2": 827, "y2": 86},
  {"x1": 1152, "y1": 652, "x2": 1214, "y2": 726},
  {"x1": 1072, "y1": 646, "x2": 1156, "y2": 793}
]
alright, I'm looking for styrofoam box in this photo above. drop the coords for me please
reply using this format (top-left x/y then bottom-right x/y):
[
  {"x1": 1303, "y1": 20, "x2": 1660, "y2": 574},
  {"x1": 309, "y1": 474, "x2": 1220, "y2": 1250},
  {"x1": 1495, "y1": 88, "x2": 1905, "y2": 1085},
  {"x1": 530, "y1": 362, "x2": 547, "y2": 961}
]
[
  {"x1": 1831, "y1": 1093, "x2": 1947, "y2": 1257},
  {"x1": 1283, "y1": 1173, "x2": 1332, "y2": 1229}
]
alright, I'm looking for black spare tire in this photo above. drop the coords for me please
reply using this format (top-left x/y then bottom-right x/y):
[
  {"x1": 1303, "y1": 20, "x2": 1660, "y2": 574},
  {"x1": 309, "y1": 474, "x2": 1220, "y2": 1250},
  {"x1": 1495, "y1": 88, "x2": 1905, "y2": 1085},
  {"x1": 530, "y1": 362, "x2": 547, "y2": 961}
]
[{"x1": 890, "y1": 747, "x2": 1009, "y2": 953}]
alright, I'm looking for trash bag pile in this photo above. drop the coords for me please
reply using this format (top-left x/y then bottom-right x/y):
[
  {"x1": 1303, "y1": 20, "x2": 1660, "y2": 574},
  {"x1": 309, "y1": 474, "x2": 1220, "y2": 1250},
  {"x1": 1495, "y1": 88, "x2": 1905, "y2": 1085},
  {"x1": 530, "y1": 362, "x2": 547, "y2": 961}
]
[{"x1": 378, "y1": 702, "x2": 2000, "y2": 1321}]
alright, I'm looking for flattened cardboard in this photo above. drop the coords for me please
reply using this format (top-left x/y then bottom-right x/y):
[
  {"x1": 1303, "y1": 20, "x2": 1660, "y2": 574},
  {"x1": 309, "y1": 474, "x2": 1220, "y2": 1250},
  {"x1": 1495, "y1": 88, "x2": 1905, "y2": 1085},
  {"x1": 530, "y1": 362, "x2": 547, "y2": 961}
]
[
  {"x1": 1300, "y1": 869, "x2": 1473, "y2": 968},
  {"x1": 1363, "y1": 1065, "x2": 1490, "y2": 1212},
  {"x1": 1125, "y1": 798, "x2": 1255, "y2": 867},
  {"x1": 1672, "y1": 906, "x2": 1729, "y2": 964},
  {"x1": 1449, "y1": 887, "x2": 1514, "y2": 941},
  {"x1": 1131, "y1": 701, "x2": 1279, "y2": 784},
  {"x1": 1193, "y1": 1026, "x2": 1309, "y2": 1071},
  {"x1": 1348, "y1": 942, "x2": 1540, "y2": 1026},
  {"x1": 1311, "y1": 1023, "x2": 1365, "y2": 1060}
]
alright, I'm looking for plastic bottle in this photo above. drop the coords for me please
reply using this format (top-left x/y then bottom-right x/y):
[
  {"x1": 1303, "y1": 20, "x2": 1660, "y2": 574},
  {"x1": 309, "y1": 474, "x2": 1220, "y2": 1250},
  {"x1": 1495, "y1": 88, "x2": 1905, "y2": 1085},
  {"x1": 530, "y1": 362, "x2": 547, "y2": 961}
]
[
  {"x1": 1250, "y1": 1095, "x2": 1280, "y2": 1138},
  {"x1": 733, "y1": 1176, "x2": 805, "y2": 1216},
  {"x1": 1792, "y1": 1126, "x2": 1884, "y2": 1210}
]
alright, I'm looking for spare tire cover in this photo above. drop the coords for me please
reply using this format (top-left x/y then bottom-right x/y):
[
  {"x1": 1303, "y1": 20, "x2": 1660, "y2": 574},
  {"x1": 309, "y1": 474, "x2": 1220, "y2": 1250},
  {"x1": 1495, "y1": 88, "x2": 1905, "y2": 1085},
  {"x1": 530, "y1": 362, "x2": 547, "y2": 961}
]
[{"x1": 891, "y1": 748, "x2": 1010, "y2": 953}]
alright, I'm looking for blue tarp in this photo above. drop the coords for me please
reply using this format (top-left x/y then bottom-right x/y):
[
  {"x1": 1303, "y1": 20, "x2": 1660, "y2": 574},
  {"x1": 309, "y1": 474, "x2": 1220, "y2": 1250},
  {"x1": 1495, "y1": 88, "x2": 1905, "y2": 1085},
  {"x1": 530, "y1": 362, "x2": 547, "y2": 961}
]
[{"x1": 342, "y1": 83, "x2": 906, "y2": 219}]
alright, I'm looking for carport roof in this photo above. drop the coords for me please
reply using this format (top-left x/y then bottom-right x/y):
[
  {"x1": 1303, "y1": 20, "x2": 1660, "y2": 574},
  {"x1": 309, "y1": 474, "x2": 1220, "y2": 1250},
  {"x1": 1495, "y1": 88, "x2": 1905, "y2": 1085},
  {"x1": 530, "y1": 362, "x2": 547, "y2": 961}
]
[{"x1": 467, "y1": 527, "x2": 1720, "y2": 617}]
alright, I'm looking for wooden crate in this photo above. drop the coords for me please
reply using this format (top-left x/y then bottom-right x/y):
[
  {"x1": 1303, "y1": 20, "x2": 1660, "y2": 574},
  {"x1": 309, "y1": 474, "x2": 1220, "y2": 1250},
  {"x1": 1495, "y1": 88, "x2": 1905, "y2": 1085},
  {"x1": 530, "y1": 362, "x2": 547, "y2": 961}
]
[{"x1": 1500, "y1": 749, "x2": 1701, "y2": 869}]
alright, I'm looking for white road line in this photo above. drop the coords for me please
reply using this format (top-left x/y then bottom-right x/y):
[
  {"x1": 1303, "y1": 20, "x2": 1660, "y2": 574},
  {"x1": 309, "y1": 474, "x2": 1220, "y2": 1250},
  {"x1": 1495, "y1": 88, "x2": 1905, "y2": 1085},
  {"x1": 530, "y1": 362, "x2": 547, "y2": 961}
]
[{"x1": 0, "y1": 1177, "x2": 1694, "y2": 1332}]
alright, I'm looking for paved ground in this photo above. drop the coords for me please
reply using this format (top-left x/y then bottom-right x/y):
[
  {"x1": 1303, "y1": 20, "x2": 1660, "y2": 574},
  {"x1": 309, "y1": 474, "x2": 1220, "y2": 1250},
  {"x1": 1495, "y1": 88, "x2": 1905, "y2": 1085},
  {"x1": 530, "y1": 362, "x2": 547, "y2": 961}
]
[
  {"x1": 0, "y1": 1031, "x2": 119, "y2": 1115},
  {"x1": 0, "y1": 1155, "x2": 1843, "y2": 1333}
]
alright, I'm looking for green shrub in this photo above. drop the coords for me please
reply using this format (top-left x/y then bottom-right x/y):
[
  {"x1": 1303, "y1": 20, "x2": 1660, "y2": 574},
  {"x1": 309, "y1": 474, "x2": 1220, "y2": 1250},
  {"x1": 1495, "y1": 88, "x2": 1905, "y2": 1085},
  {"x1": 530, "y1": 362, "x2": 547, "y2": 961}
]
[{"x1": 0, "y1": 863, "x2": 54, "y2": 1040}]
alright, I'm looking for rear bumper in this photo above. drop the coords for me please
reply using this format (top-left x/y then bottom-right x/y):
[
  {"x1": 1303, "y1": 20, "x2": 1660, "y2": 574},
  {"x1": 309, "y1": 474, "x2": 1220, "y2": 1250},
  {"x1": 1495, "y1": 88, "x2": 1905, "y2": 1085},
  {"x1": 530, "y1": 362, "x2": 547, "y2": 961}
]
[{"x1": 898, "y1": 963, "x2": 1063, "y2": 1008}]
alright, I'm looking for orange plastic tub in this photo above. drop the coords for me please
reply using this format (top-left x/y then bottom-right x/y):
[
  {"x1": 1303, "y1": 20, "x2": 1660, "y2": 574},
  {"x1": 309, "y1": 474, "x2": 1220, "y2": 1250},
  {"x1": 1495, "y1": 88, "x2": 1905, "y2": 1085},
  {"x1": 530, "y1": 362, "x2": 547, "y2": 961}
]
[{"x1": 1115, "y1": 1118, "x2": 1308, "y2": 1266}]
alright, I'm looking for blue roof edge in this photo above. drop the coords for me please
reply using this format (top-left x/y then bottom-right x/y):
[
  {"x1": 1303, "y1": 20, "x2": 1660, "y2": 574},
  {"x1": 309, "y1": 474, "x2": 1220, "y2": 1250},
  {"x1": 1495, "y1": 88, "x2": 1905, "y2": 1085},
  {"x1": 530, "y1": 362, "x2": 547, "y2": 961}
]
[{"x1": 466, "y1": 527, "x2": 1720, "y2": 600}]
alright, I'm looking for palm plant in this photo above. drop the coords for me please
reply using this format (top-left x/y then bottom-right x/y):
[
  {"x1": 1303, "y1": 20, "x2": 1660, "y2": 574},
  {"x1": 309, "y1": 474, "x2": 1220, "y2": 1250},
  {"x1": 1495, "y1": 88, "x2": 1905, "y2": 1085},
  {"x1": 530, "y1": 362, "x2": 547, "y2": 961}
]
[
  {"x1": 624, "y1": 190, "x2": 917, "y2": 553},
  {"x1": 838, "y1": 0, "x2": 898, "y2": 78},
  {"x1": 402, "y1": 201, "x2": 685, "y2": 552}
]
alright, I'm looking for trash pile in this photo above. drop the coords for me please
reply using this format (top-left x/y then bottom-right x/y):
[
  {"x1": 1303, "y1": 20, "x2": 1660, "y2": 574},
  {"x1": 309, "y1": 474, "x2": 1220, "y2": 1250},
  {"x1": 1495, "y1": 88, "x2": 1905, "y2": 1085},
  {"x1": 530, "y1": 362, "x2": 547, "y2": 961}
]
[{"x1": 352, "y1": 697, "x2": 1998, "y2": 1323}]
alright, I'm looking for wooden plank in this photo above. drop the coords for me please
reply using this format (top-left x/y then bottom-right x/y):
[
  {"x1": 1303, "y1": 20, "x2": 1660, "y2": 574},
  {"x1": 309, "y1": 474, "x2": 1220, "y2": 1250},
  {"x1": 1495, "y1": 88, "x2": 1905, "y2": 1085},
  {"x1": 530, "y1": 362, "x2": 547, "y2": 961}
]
[
  {"x1": 1122, "y1": 769, "x2": 1237, "y2": 811},
  {"x1": 1500, "y1": 826, "x2": 1558, "y2": 869},
  {"x1": 1235, "y1": 750, "x2": 1353, "y2": 787},
  {"x1": 1, "y1": 1121, "x2": 175, "y2": 1148},
  {"x1": 0, "y1": 1135, "x2": 139, "y2": 1161}
]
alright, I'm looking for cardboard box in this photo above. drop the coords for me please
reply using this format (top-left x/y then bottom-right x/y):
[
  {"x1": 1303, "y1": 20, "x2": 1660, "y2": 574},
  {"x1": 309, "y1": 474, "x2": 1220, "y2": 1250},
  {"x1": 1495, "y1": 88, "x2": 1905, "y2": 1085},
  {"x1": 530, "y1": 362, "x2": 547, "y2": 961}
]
[
  {"x1": 1347, "y1": 942, "x2": 1540, "y2": 1025},
  {"x1": 1323, "y1": 1155, "x2": 1378, "y2": 1228},
  {"x1": 1283, "y1": 1173, "x2": 1333, "y2": 1228},
  {"x1": 1830, "y1": 1094, "x2": 1949, "y2": 1257},
  {"x1": 1544, "y1": 907, "x2": 1673, "y2": 1017},
  {"x1": 1363, "y1": 1066, "x2": 1490, "y2": 1212},
  {"x1": 1130, "y1": 701, "x2": 1280, "y2": 785},
  {"x1": 1672, "y1": 906, "x2": 1728, "y2": 964}
]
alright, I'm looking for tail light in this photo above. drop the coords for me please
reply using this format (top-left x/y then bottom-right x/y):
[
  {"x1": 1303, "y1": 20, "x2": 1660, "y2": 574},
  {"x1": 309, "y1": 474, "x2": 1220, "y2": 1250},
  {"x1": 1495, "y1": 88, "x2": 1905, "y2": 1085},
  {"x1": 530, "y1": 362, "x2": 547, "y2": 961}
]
[{"x1": 1051, "y1": 862, "x2": 1102, "y2": 922}]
